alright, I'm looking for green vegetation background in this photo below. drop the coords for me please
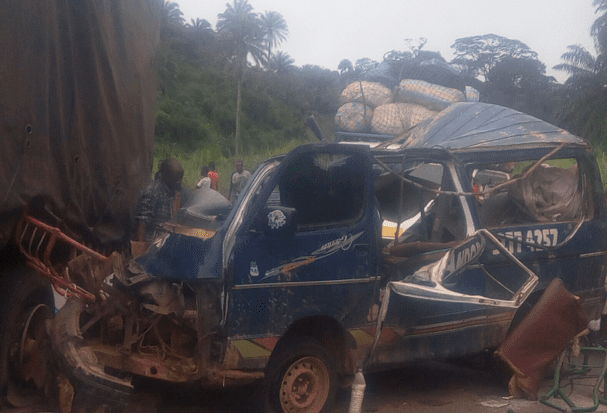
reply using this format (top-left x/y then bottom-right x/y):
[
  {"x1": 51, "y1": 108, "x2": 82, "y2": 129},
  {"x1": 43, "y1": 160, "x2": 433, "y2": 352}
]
[{"x1": 156, "y1": 1, "x2": 607, "y2": 193}]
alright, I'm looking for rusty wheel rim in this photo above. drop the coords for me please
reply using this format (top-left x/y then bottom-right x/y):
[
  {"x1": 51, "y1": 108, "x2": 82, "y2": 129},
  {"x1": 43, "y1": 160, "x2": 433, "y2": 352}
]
[
  {"x1": 279, "y1": 356, "x2": 330, "y2": 413},
  {"x1": 7, "y1": 304, "x2": 52, "y2": 407}
]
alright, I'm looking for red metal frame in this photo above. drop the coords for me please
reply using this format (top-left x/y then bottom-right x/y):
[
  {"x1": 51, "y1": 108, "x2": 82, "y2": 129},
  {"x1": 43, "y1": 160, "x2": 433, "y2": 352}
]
[{"x1": 15, "y1": 213, "x2": 103, "y2": 301}]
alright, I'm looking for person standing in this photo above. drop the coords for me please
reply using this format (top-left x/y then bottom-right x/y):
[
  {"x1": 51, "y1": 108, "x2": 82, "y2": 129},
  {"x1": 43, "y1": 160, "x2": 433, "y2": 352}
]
[
  {"x1": 134, "y1": 158, "x2": 184, "y2": 243},
  {"x1": 196, "y1": 165, "x2": 211, "y2": 189},
  {"x1": 229, "y1": 159, "x2": 251, "y2": 202},
  {"x1": 208, "y1": 161, "x2": 219, "y2": 191}
]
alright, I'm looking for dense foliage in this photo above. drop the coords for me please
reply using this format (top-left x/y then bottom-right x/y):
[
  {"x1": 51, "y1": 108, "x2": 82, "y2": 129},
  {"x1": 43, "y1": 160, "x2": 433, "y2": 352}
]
[{"x1": 157, "y1": 0, "x2": 607, "y2": 189}]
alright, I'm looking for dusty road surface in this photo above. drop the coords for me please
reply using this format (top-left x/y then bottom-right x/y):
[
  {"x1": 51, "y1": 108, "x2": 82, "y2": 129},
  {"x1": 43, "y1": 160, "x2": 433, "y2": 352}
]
[
  {"x1": 113, "y1": 352, "x2": 607, "y2": 413},
  {"x1": 13, "y1": 352, "x2": 606, "y2": 413}
]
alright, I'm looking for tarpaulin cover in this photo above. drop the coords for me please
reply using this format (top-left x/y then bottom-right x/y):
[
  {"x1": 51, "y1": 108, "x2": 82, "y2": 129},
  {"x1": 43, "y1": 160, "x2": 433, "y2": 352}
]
[
  {"x1": 0, "y1": 0, "x2": 160, "y2": 248},
  {"x1": 402, "y1": 102, "x2": 588, "y2": 150},
  {"x1": 509, "y1": 164, "x2": 583, "y2": 223}
]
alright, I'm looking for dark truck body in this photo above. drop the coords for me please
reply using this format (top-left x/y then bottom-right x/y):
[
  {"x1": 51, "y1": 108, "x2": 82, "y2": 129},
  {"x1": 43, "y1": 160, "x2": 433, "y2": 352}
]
[
  {"x1": 53, "y1": 103, "x2": 607, "y2": 413},
  {"x1": 0, "y1": 0, "x2": 159, "y2": 407},
  {"x1": 0, "y1": 0, "x2": 158, "y2": 249}
]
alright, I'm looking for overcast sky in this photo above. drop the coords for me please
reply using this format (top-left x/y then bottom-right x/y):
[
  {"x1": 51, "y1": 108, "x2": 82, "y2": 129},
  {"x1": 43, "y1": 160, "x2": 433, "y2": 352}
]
[{"x1": 175, "y1": 0, "x2": 598, "y2": 84}]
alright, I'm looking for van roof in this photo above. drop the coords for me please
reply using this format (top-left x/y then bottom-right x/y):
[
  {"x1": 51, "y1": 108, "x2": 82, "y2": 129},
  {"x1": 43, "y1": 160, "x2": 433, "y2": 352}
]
[{"x1": 355, "y1": 102, "x2": 588, "y2": 152}]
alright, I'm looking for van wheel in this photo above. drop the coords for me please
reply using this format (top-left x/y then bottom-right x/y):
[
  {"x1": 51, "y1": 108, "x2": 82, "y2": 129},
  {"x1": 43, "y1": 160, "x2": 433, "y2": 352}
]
[
  {"x1": 0, "y1": 266, "x2": 54, "y2": 409},
  {"x1": 263, "y1": 338, "x2": 337, "y2": 413}
]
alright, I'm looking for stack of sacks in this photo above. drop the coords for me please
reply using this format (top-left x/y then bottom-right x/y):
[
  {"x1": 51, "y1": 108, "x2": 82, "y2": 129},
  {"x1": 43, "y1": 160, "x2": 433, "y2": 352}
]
[
  {"x1": 368, "y1": 79, "x2": 470, "y2": 135},
  {"x1": 336, "y1": 79, "x2": 479, "y2": 136},
  {"x1": 465, "y1": 86, "x2": 480, "y2": 102},
  {"x1": 340, "y1": 80, "x2": 394, "y2": 107},
  {"x1": 396, "y1": 79, "x2": 466, "y2": 111},
  {"x1": 335, "y1": 81, "x2": 393, "y2": 132},
  {"x1": 335, "y1": 102, "x2": 374, "y2": 133},
  {"x1": 371, "y1": 103, "x2": 435, "y2": 135}
]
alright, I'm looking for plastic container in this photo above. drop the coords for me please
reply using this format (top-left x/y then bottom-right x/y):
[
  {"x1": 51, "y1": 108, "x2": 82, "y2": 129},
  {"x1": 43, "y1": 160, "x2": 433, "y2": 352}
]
[{"x1": 348, "y1": 369, "x2": 366, "y2": 413}]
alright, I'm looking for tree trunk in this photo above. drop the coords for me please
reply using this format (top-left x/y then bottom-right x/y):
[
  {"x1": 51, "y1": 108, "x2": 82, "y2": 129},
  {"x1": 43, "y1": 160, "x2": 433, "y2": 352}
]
[{"x1": 235, "y1": 74, "x2": 242, "y2": 158}]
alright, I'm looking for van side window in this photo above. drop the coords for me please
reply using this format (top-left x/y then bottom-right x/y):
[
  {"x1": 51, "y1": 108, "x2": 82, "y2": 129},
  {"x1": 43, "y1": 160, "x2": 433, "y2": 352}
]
[
  {"x1": 473, "y1": 158, "x2": 592, "y2": 228},
  {"x1": 268, "y1": 152, "x2": 366, "y2": 231},
  {"x1": 377, "y1": 161, "x2": 466, "y2": 246}
]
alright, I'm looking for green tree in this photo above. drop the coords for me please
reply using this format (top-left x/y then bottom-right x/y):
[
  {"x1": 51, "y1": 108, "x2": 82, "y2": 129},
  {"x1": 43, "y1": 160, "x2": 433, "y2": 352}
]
[
  {"x1": 484, "y1": 57, "x2": 556, "y2": 120},
  {"x1": 271, "y1": 51, "x2": 296, "y2": 74},
  {"x1": 451, "y1": 34, "x2": 539, "y2": 80},
  {"x1": 162, "y1": 0, "x2": 184, "y2": 25},
  {"x1": 552, "y1": 0, "x2": 607, "y2": 145},
  {"x1": 260, "y1": 11, "x2": 289, "y2": 71},
  {"x1": 592, "y1": 0, "x2": 607, "y2": 56},
  {"x1": 553, "y1": 45, "x2": 605, "y2": 87},
  {"x1": 338, "y1": 59, "x2": 353, "y2": 75},
  {"x1": 217, "y1": 0, "x2": 264, "y2": 156},
  {"x1": 184, "y1": 18, "x2": 215, "y2": 55},
  {"x1": 186, "y1": 17, "x2": 212, "y2": 33},
  {"x1": 354, "y1": 58, "x2": 378, "y2": 75}
]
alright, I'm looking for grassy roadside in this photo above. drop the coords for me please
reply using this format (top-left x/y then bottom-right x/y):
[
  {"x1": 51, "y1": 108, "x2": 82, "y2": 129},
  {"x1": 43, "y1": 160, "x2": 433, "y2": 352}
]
[
  {"x1": 594, "y1": 148, "x2": 607, "y2": 189},
  {"x1": 154, "y1": 138, "x2": 315, "y2": 198},
  {"x1": 154, "y1": 141, "x2": 607, "y2": 197}
]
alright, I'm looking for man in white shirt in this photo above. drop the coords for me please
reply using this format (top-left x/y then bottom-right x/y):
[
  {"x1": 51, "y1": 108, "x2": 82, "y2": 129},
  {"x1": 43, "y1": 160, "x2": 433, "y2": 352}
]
[{"x1": 229, "y1": 159, "x2": 251, "y2": 202}]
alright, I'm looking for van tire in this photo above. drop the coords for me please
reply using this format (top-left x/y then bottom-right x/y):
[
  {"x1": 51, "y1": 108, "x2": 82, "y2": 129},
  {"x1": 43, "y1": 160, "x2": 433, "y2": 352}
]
[
  {"x1": 0, "y1": 266, "x2": 55, "y2": 409},
  {"x1": 262, "y1": 337, "x2": 337, "y2": 413}
]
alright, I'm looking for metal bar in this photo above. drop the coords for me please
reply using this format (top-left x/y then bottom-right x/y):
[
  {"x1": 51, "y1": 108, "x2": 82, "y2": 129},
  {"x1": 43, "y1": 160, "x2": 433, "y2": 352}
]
[
  {"x1": 35, "y1": 231, "x2": 46, "y2": 258},
  {"x1": 28, "y1": 227, "x2": 37, "y2": 255},
  {"x1": 24, "y1": 215, "x2": 108, "y2": 261}
]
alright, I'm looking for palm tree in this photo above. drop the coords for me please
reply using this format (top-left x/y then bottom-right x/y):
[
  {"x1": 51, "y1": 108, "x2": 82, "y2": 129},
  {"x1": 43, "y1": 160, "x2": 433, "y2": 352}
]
[
  {"x1": 272, "y1": 51, "x2": 296, "y2": 74},
  {"x1": 186, "y1": 18, "x2": 212, "y2": 32},
  {"x1": 161, "y1": 1, "x2": 184, "y2": 27},
  {"x1": 552, "y1": 1, "x2": 607, "y2": 145},
  {"x1": 186, "y1": 18, "x2": 214, "y2": 41},
  {"x1": 260, "y1": 11, "x2": 289, "y2": 70},
  {"x1": 217, "y1": 0, "x2": 264, "y2": 156},
  {"x1": 555, "y1": 0, "x2": 607, "y2": 86},
  {"x1": 161, "y1": 1, "x2": 185, "y2": 41},
  {"x1": 593, "y1": 1, "x2": 607, "y2": 40},
  {"x1": 553, "y1": 45, "x2": 605, "y2": 87}
]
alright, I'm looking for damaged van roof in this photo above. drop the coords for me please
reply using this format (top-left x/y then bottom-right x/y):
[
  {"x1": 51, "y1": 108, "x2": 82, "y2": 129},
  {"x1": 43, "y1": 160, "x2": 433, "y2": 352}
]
[{"x1": 377, "y1": 102, "x2": 588, "y2": 151}]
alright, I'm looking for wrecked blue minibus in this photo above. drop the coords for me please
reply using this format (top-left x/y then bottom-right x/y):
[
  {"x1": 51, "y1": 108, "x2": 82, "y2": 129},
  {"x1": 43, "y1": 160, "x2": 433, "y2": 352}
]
[{"x1": 52, "y1": 102, "x2": 607, "y2": 413}]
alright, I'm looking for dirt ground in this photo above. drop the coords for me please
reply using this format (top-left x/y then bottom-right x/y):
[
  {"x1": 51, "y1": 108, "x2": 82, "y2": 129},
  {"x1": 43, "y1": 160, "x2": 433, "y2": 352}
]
[
  {"x1": 9, "y1": 350, "x2": 607, "y2": 413},
  {"x1": 122, "y1": 350, "x2": 607, "y2": 413}
]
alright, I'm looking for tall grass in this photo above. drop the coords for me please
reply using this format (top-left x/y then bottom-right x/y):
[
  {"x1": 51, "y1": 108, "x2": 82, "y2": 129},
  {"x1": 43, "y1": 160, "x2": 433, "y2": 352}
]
[
  {"x1": 154, "y1": 138, "x2": 314, "y2": 197},
  {"x1": 594, "y1": 147, "x2": 607, "y2": 190},
  {"x1": 154, "y1": 140, "x2": 607, "y2": 194}
]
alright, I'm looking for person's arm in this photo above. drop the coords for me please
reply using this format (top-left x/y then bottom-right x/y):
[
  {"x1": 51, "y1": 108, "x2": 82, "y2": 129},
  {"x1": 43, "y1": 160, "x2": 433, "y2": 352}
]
[
  {"x1": 136, "y1": 221, "x2": 146, "y2": 242},
  {"x1": 133, "y1": 187, "x2": 154, "y2": 241},
  {"x1": 228, "y1": 174, "x2": 234, "y2": 201}
]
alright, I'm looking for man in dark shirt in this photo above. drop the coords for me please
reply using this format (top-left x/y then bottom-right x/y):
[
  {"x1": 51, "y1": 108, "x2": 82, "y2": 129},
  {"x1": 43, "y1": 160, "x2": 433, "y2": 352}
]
[{"x1": 135, "y1": 158, "x2": 184, "y2": 242}]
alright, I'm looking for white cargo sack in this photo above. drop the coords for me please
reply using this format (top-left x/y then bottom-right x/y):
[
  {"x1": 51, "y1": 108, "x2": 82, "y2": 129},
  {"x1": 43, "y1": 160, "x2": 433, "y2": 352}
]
[
  {"x1": 465, "y1": 86, "x2": 480, "y2": 102},
  {"x1": 340, "y1": 81, "x2": 394, "y2": 108},
  {"x1": 335, "y1": 102, "x2": 373, "y2": 132},
  {"x1": 371, "y1": 103, "x2": 436, "y2": 135},
  {"x1": 396, "y1": 79, "x2": 465, "y2": 111}
]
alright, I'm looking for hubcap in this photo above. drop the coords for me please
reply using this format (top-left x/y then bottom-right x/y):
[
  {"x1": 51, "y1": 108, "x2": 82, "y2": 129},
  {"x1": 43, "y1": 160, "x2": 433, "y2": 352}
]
[{"x1": 279, "y1": 356, "x2": 330, "y2": 413}]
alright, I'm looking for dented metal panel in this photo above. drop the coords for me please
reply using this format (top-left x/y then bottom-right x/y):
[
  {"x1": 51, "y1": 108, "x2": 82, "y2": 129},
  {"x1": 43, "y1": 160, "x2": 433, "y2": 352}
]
[
  {"x1": 400, "y1": 102, "x2": 587, "y2": 150},
  {"x1": 48, "y1": 113, "x2": 607, "y2": 409}
]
